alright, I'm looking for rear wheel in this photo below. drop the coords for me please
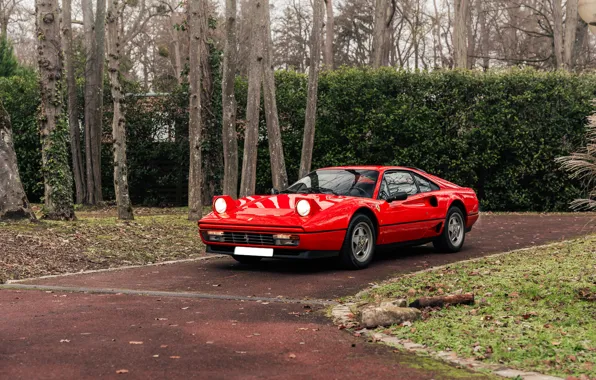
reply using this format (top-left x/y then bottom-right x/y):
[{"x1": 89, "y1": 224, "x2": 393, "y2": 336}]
[
  {"x1": 339, "y1": 214, "x2": 376, "y2": 270},
  {"x1": 233, "y1": 256, "x2": 263, "y2": 265},
  {"x1": 433, "y1": 207, "x2": 466, "y2": 253}
]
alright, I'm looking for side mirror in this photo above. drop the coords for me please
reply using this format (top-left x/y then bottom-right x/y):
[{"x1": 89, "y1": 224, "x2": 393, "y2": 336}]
[
  {"x1": 271, "y1": 188, "x2": 280, "y2": 195},
  {"x1": 387, "y1": 191, "x2": 408, "y2": 202}
]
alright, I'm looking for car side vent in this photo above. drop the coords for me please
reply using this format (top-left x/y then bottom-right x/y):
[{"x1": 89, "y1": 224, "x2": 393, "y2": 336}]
[
  {"x1": 435, "y1": 222, "x2": 443, "y2": 233},
  {"x1": 429, "y1": 196, "x2": 438, "y2": 207}
]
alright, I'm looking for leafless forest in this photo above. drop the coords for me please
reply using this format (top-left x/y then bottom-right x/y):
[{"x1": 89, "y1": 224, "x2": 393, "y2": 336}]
[{"x1": 4, "y1": 0, "x2": 596, "y2": 84}]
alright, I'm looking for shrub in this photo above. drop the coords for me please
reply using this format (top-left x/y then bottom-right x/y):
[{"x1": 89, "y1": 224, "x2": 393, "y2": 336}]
[{"x1": 557, "y1": 113, "x2": 596, "y2": 210}]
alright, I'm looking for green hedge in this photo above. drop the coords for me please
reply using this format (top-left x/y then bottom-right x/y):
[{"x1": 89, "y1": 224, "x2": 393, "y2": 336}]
[
  {"x1": 245, "y1": 69, "x2": 592, "y2": 211},
  {"x1": 4, "y1": 68, "x2": 594, "y2": 211}
]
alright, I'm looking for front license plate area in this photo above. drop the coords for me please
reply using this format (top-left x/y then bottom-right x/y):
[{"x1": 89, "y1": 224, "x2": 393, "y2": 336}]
[{"x1": 234, "y1": 247, "x2": 274, "y2": 257}]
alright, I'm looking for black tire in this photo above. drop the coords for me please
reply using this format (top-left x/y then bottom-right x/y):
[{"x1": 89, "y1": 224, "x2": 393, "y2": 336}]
[
  {"x1": 233, "y1": 256, "x2": 263, "y2": 265},
  {"x1": 339, "y1": 214, "x2": 376, "y2": 270},
  {"x1": 433, "y1": 206, "x2": 466, "y2": 253}
]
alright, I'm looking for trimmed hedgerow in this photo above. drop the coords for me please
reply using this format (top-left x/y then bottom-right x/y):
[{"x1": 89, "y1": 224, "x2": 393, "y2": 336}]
[{"x1": 5, "y1": 67, "x2": 595, "y2": 211}]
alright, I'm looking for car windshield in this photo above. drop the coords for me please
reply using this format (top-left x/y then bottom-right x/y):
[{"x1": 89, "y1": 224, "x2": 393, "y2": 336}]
[{"x1": 283, "y1": 169, "x2": 379, "y2": 198}]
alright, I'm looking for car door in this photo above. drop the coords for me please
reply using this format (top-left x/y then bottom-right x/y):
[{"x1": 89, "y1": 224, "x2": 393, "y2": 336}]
[{"x1": 376, "y1": 171, "x2": 442, "y2": 245}]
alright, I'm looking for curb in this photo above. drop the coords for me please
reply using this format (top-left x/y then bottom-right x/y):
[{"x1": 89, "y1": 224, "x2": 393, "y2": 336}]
[
  {"x1": 1, "y1": 283, "x2": 337, "y2": 306},
  {"x1": 6, "y1": 254, "x2": 227, "y2": 284},
  {"x1": 331, "y1": 304, "x2": 563, "y2": 380}
]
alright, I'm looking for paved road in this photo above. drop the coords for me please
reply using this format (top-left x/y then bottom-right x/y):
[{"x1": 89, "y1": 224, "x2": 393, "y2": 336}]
[{"x1": 1, "y1": 214, "x2": 594, "y2": 379}]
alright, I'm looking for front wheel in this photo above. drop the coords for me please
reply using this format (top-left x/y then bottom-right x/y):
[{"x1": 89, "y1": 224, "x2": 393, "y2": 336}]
[
  {"x1": 339, "y1": 214, "x2": 376, "y2": 270},
  {"x1": 233, "y1": 256, "x2": 263, "y2": 265},
  {"x1": 433, "y1": 207, "x2": 466, "y2": 253}
]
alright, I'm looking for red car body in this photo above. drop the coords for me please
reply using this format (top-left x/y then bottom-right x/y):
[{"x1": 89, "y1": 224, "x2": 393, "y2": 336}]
[{"x1": 198, "y1": 166, "x2": 479, "y2": 263}]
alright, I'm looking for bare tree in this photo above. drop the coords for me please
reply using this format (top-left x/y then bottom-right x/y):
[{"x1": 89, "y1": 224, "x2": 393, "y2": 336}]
[
  {"x1": 453, "y1": 0, "x2": 468, "y2": 68},
  {"x1": 553, "y1": 0, "x2": 563, "y2": 68},
  {"x1": 371, "y1": 0, "x2": 386, "y2": 67},
  {"x1": 36, "y1": 0, "x2": 75, "y2": 220},
  {"x1": 61, "y1": 0, "x2": 85, "y2": 204},
  {"x1": 82, "y1": 0, "x2": 106, "y2": 204},
  {"x1": 106, "y1": 0, "x2": 134, "y2": 220},
  {"x1": 188, "y1": 0, "x2": 203, "y2": 220},
  {"x1": 564, "y1": 0, "x2": 579, "y2": 69},
  {"x1": 222, "y1": 0, "x2": 238, "y2": 198},
  {"x1": 0, "y1": 101, "x2": 35, "y2": 220},
  {"x1": 261, "y1": 0, "x2": 288, "y2": 190},
  {"x1": 0, "y1": 0, "x2": 25, "y2": 39},
  {"x1": 477, "y1": 0, "x2": 489, "y2": 70},
  {"x1": 324, "y1": 0, "x2": 334, "y2": 69},
  {"x1": 299, "y1": 0, "x2": 323, "y2": 178},
  {"x1": 239, "y1": 0, "x2": 264, "y2": 197}
]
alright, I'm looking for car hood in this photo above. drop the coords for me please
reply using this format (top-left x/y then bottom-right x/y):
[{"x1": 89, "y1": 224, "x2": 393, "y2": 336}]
[{"x1": 199, "y1": 194, "x2": 362, "y2": 231}]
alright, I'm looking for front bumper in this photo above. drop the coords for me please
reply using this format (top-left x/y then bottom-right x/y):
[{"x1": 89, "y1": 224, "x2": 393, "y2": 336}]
[
  {"x1": 199, "y1": 225, "x2": 346, "y2": 259},
  {"x1": 206, "y1": 245, "x2": 340, "y2": 259}
]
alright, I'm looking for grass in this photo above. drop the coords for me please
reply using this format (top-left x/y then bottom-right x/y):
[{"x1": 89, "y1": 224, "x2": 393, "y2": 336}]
[
  {"x1": 365, "y1": 235, "x2": 596, "y2": 379},
  {"x1": 0, "y1": 206, "x2": 208, "y2": 283}
]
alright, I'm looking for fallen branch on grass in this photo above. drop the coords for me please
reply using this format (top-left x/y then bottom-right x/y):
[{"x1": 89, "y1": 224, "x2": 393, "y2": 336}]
[{"x1": 409, "y1": 293, "x2": 474, "y2": 309}]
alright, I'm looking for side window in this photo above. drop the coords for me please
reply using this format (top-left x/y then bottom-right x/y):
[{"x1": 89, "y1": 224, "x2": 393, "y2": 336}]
[
  {"x1": 379, "y1": 172, "x2": 418, "y2": 200},
  {"x1": 413, "y1": 173, "x2": 440, "y2": 193}
]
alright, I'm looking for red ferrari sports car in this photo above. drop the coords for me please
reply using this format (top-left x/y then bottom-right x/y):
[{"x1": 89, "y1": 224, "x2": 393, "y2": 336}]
[{"x1": 198, "y1": 166, "x2": 479, "y2": 269}]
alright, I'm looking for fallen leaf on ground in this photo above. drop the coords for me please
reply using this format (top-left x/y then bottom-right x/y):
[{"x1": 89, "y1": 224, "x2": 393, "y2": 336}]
[
  {"x1": 116, "y1": 369, "x2": 129, "y2": 374},
  {"x1": 60, "y1": 339, "x2": 70, "y2": 343},
  {"x1": 155, "y1": 318, "x2": 168, "y2": 321},
  {"x1": 160, "y1": 344, "x2": 168, "y2": 348},
  {"x1": 129, "y1": 341, "x2": 143, "y2": 345},
  {"x1": 289, "y1": 353, "x2": 296, "y2": 359},
  {"x1": 170, "y1": 356, "x2": 180, "y2": 359},
  {"x1": 206, "y1": 341, "x2": 214, "y2": 344}
]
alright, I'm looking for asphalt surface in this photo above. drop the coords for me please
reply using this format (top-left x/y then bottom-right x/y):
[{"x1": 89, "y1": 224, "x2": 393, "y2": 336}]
[{"x1": 2, "y1": 214, "x2": 595, "y2": 379}]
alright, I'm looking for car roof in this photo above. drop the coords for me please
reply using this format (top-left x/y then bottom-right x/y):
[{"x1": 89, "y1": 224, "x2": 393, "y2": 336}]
[{"x1": 321, "y1": 165, "x2": 424, "y2": 172}]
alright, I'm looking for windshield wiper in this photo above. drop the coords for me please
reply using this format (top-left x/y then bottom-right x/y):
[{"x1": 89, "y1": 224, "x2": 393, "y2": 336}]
[{"x1": 303, "y1": 186, "x2": 339, "y2": 196}]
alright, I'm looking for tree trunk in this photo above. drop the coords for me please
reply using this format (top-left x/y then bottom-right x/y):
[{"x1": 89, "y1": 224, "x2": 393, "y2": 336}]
[
  {"x1": 466, "y1": 2, "x2": 475, "y2": 69},
  {"x1": 453, "y1": 0, "x2": 468, "y2": 69},
  {"x1": 106, "y1": 0, "x2": 134, "y2": 220},
  {"x1": 261, "y1": 0, "x2": 288, "y2": 191},
  {"x1": 0, "y1": 101, "x2": 36, "y2": 220},
  {"x1": 553, "y1": 0, "x2": 564, "y2": 69},
  {"x1": 61, "y1": 0, "x2": 85, "y2": 204},
  {"x1": 82, "y1": 0, "x2": 106, "y2": 205},
  {"x1": 299, "y1": 0, "x2": 323, "y2": 178},
  {"x1": 222, "y1": 0, "x2": 239, "y2": 198},
  {"x1": 478, "y1": 0, "x2": 489, "y2": 71},
  {"x1": 188, "y1": 0, "x2": 203, "y2": 220},
  {"x1": 564, "y1": 0, "x2": 579, "y2": 70},
  {"x1": 199, "y1": 0, "x2": 219, "y2": 206},
  {"x1": 36, "y1": 0, "x2": 75, "y2": 220},
  {"x1": 371, "y1": 0, "x2": 387, "y2": 68},
  {"x1": 239, "y1": 0, "x2": 264, "y2": 198},
  {"x1": 573, "y1": 19, "x2": 588, "y2": 68},
  {"x1": 323, "y1": 0, "x2": 334, "y2": 69},
  {"x1": 433, "y1": 0, "x2": 448, "y2": 68}
]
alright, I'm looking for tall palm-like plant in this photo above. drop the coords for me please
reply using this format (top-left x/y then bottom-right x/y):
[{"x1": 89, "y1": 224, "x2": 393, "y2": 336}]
[{"x1": 557, "y1": 115, "x2": 596, "y2": 211}]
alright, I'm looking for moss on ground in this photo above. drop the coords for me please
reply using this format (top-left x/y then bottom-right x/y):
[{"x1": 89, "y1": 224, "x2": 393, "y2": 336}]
[{"x1": 366, "y1": 235, "x2": 596, "y2": 378}]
